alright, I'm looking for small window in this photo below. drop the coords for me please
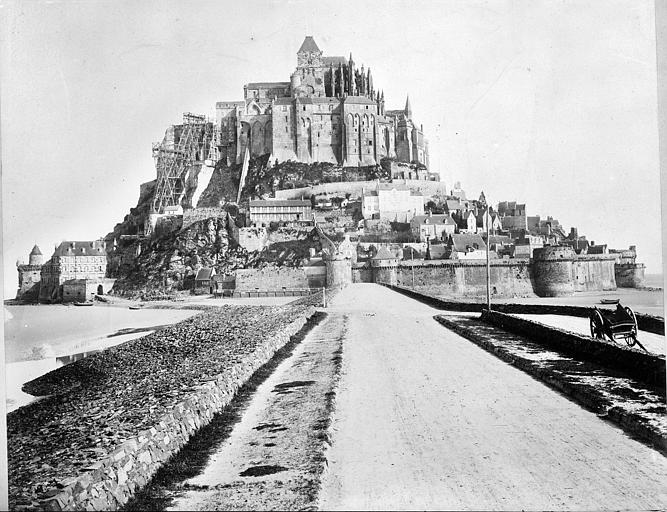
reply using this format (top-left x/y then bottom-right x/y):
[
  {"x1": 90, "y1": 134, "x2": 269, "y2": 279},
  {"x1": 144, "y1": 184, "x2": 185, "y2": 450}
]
[
  {"x1": 285, "y1": 116, "x2": 288, "y2": 122},
  {"x1": 303, "y1": 106, "x2": 306, "y2": 111}
]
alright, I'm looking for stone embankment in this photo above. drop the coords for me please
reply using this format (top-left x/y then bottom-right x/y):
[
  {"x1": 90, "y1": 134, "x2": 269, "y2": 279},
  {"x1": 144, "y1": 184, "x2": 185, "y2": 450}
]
[
  {"x1": 434, "y1": 314, "x2": 667, "y2": 454},
  {"x1": 381, "y1": 284, "x2": 665, "y2": 335},
  {"x1": 8, "y1": 304, "x2": 316, "y2": 510},
  {"x1": 480, "y1": 310, "x2": 665, "y2": 390}
]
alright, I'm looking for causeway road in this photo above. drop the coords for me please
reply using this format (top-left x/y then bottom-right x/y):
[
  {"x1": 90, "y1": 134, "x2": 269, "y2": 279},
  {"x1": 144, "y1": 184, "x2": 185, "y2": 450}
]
[{"x1": 318, "y1": 283, "x2": 667, "y2": 510}]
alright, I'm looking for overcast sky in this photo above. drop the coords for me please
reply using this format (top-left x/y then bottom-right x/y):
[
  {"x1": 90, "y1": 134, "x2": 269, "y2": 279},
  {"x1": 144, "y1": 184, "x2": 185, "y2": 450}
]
[{"x1": 1, "y1": 0, "x2": 661, "y2": 297}]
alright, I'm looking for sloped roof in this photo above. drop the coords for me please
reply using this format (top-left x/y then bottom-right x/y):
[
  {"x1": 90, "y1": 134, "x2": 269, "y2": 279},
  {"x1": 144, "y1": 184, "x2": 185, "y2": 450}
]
[
  {"x1": 298, "y1": 36, "x2": 321, "y2": 53},
  {"x1": 52, "y1": 241, "x2": 105, "y2": 257},
  {"x1": 195, "y1": 268, "x2": 215, "y2": 281},
  {"x1": 411, "y1": 214, "x2": 455, "y2": 226},
  {"x1": 246, "y1": 82, "x2": 290, "y2": 89},
  {"x1": 323, "y1": 56, "x2": 347, "y2": 66},
  {"x1": 249, "y1": 199, "x2": 311, "y2": 207},
  {"x1": 343, "y1": 96, "x2": 377, "y2": 105},
  {"x1": 450, "y1": 234, "x2": 487, "y2": 252},
  {"x1": 445, "y1": 199, "x2": 461, "y2": 211},
  {"x1": 372, "y1": 246, "x2": 396, "y2": 260},
  {"x1": 30, "y1": 244, "x2": 42, "y2": 256}
]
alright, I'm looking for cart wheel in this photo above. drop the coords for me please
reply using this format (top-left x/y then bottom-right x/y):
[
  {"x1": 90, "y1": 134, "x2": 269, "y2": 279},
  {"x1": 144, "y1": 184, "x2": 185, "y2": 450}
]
[
  {"x1": 624, "y1": 306, "x2": 638, "y2": 335},
  {"x1": 589, "y1": 310, "x2": 604, "y2": 339}
]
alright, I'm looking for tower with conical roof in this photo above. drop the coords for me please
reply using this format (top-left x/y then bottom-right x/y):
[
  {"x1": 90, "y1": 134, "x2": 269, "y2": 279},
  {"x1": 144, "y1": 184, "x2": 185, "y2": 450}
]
[
  {"x1": 405, "y1": 95, "x2": 413, "y2": 119},
  {"x1": 29, "y1": 244, "x2": 43, "y2": 266},
  {"x1": 16, "y1": 244, "x2": 44, "y2": 300}
]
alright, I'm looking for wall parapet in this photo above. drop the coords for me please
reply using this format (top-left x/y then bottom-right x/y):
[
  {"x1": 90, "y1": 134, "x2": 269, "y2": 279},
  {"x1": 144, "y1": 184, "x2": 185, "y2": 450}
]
[
  {"x1": 480, "y1": 310, "x2": 665, "y2": 390},
  {"x1": 380, "y1": 283, "x2": 664, "y2": 335}
]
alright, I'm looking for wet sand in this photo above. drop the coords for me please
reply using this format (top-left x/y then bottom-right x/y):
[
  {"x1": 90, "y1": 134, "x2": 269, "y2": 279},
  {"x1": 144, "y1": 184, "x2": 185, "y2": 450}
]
[{"x1": 495, "y1": 288, "x2": 664, "y2": 317}]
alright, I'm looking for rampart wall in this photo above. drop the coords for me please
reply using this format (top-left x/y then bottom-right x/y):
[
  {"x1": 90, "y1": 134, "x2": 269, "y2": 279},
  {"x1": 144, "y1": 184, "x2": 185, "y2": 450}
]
[
  {"x1": 274, "y1": 179, "x2": 448, "y2": 200},
  {"x1": 356, "y1": 251, "x2": 619, "y2": 298},
  {"x1": 235, "y1": 267, "x2": 309, "y2": 290},
  {"x1": 369, "y1": 259, "x2": 534, "y2": 298},
  {"x1": 615, "y1": 263, "x2": 646, "y2": 288}
]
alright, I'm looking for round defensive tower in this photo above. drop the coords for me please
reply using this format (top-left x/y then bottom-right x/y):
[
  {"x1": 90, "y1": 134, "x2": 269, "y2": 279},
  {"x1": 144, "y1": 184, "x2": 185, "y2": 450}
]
[
  {"x1": 532, "y1": 246, "x2": 575, "y2": 297},
  {"x1": 28, "y1": 244, "x2": 43, "y2": 266}
]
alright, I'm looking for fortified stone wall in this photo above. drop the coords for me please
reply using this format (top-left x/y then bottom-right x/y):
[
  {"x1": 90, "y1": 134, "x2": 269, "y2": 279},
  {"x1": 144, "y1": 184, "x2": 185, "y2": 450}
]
[
  {"x1": 361, "y1": 252, "x2": 617, "y2": 298},
  {"x1": 352, "y1": 263, "x2": 373, "y2": 283},
  {"x1": 235, "y1": 267, "x2": 309, "y2": 290},
  {"x1": 324, "y1": 257, "x2": 353, "y2": 288},
  {"x1": 274, "y1": 179, "x2": 447, "y2": 200},
  {"x1": 16, "y1": 265, "x2": 41, "y2": 300},
  {"x1": 572, "y1": 255, "x2": 617, "y2": 292},
  {"x1": 532, "y1": 246, "x2": 576, "y2": 297},
  {"x1": 615, "y1": 263, "x2": 646, "y2": 288},
  {"x1": 374, "y1": 259, "x2": 534, "y2": 298}
]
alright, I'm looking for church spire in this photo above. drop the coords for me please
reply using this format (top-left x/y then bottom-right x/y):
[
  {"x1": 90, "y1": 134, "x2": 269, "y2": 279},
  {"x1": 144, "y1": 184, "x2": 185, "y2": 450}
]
[{"x1": 405, "y1": 94, "x2": 412, "y2": 118}]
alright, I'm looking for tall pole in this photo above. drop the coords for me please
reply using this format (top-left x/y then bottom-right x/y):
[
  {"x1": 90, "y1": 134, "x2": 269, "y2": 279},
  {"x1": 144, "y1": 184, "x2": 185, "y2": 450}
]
[
  {"x1": 486, "y1": 208, "x2": 491, "y2": 311},
  {"x1": 411, "y1": 246, "x2": 415, "y2": 288}
]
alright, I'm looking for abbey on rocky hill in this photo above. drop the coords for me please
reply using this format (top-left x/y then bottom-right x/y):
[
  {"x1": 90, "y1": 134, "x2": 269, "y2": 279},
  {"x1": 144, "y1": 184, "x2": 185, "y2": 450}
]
[{"x1": 215, "y1": 36, "x2": 429, "y2": 167}]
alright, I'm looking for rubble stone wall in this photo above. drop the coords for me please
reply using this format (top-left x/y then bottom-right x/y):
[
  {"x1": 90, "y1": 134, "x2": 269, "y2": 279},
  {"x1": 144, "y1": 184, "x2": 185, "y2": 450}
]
[
  {"x1": 26, "y1": 307, "x2": 315, "y2": 511},
  {"x1": 235, "y1": 267, "x2": 309, "y2": 290}
]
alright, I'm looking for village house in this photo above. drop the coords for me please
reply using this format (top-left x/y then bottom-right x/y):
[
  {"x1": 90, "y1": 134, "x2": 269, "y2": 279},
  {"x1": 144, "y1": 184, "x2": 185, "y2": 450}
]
[
  {"x1": 474, "y1": 209, "x2": 503, "y2": 234},
  {"x1": 361, "y1": 182, "x2": 424, "y2": 222},
  {"x1": 194, "y1": 267, "x2": 216, "y2": 294},
  {"x1": 498, "y1": 201, "x2": 527, "y2": 230},
  {"x1": 512, "y1": 233, "x2": 544, "y2": 258},
  {"x1": 39, "y1": 240, "x2": 112, "y2": 302},
  {"x1": 410, "y1": 212, "x2": 456, "y2": 241},
  {"x1": 248, "y1": 199, "x2": 313, "y2": 225},
  {"x1": 487, "y1": 235, "x2": 513, "y2": 257},
  {"x1": 453, "y1": 210, "x2": 477, "y2": 234},
  {"x1": 445, "y1": 233, "x2": 488, "y2": 259},
  {"x1": 562, "y1": 227, "x2": 590, "y2": 254}
]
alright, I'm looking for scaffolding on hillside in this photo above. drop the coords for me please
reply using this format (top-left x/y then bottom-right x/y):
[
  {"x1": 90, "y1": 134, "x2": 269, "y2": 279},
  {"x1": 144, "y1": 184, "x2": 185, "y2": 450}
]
[{"x1": 151, "y1": 113, "x2": 218, "y2": 214}]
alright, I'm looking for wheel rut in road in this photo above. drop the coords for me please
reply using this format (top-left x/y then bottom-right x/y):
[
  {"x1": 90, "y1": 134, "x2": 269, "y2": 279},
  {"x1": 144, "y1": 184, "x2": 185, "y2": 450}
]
[{"x1": 318, "y1": 284, "x2": 667, "y2": 511}]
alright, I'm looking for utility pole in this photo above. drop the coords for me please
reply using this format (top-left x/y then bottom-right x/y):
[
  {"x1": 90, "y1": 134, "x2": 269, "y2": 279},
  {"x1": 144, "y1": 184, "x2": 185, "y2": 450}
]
[
  {"x1": 411, "y1": 246, "x2": 415, "y2": 288},
  {"x1": 486, "y1": 207, "x2": 491, "y2": 311}
]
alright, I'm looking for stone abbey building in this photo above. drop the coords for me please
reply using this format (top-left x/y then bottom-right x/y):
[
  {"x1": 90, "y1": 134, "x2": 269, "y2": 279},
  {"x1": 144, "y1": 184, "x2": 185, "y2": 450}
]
[{"x1": 215, "y1": 36, "x2": 429, "y2": 167}]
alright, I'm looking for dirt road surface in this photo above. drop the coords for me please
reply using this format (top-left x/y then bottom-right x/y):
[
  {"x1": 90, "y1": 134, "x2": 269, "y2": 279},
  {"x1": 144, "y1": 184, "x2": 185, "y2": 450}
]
[{"x1": 318, "y1": 284, "x2": 667, "y2": 511}]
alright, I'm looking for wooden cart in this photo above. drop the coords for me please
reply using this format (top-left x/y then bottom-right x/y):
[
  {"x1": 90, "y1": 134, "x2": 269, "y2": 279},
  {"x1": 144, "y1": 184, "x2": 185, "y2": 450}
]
[{"x1": 589, "y1": 304, "x2": 647, "y2": 352}]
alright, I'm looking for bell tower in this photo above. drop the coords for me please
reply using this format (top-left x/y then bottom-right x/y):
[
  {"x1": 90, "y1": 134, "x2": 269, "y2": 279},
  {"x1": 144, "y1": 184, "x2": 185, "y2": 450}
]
[{"x1": 292, "y1": 36, "x2": 326, "y2": 97}]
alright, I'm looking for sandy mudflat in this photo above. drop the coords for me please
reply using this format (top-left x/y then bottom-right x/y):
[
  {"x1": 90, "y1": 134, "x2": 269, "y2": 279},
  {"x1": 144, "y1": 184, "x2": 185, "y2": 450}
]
[
  {"x1": 514, "y1": 313, "x2": 665, "y2": 355},
  {"x1": 4, "y1": 304, "x2": 198, "y2": 412},
  {"x1": 4, "y1": 304, "x2": 198, "y2": 363},
  {"x1": 493, "y1": 288, "x2": 665, "y2": 316}
]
